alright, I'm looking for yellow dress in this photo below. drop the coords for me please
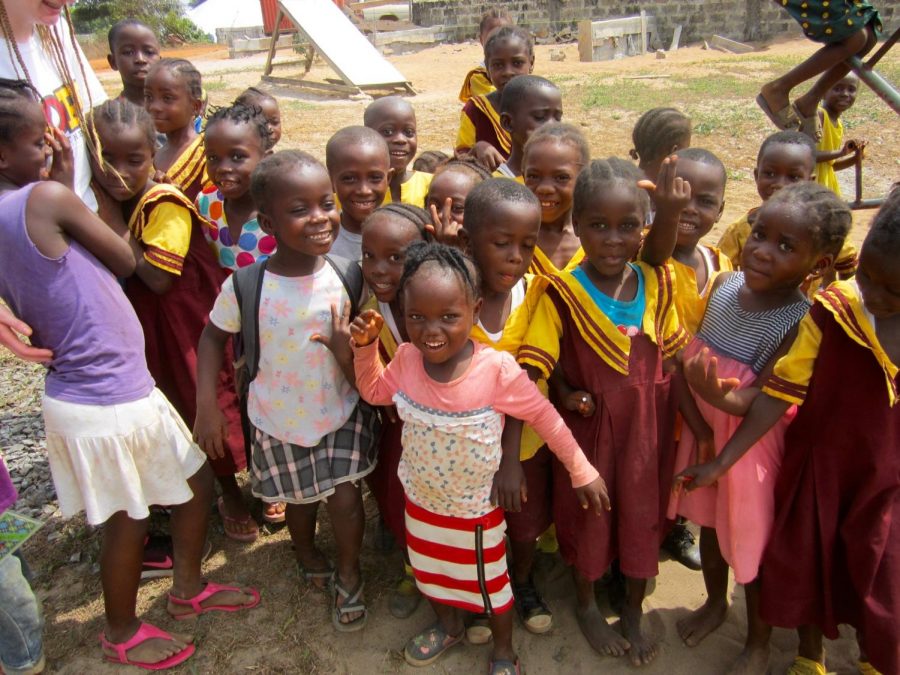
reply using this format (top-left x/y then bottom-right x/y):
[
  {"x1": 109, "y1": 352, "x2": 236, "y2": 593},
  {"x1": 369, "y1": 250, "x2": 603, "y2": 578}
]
[
  {"x1": 384, "y1": 170, "x2": 433, "y2": 208},
  {"x1": 528, "y1": 244, "x2": 585, "y2": 277},
  {"x1": 456, "y1": 94, "x2": 510, "y2": 157},
  {"x1": 159, "y1": 134, "x2": 210, "y2": 203},
  {"x1": 669, "y1": 246, "x2": 733, "y2": 336},
  {"x1": 815, "y1": 107, "x2": 843, "y2": 197},
  {"x1": 458, "y1": 65, "x2": 494, "y2": 104}
]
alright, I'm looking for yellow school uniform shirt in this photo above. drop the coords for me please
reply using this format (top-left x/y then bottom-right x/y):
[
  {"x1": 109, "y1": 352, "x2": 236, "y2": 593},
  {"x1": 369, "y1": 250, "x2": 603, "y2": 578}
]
[
  {"x1": 385, "y1": 171, "x2": 433, "y2": 208},
  {"x1": 456, "y1": 94, "x2": 510, "y2": 155},
  {"x1": 669, "y1": 246, "x2": 733, "y2": 336},
  {"x1": 528, "y1": 244, "x2": 585, "y2": 277},
  {"x1": 128, "y1": 184, "x2": 196, "y2": 275},
  {"x1": 815, "y1": 108, "x2": 843, "y2": 197},
  {"x1": 459, "y1": 65, "x2": 494, "y2": 104}
]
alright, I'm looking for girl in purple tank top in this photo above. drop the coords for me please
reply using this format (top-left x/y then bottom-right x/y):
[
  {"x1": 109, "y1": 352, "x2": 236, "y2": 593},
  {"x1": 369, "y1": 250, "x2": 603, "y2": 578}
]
[{"x1": 0, "y1": 79, "x2": 259, "y2": 671}]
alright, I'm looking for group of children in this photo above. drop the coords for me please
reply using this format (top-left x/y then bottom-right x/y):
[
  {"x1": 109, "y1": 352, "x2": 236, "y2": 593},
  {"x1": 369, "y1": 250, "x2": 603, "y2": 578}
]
[{"x1": 0, "y1": 4, "x2": 896, "y2": 675}]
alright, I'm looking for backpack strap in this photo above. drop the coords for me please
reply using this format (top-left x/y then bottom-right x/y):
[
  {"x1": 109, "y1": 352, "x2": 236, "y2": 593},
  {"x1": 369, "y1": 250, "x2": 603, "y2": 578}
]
[
  {"x1": 231, "y1": 260, "x2": 267, "y2": 383},
  {"x1": 324, "y1": 255, "x2": 364, "y2": 318}
]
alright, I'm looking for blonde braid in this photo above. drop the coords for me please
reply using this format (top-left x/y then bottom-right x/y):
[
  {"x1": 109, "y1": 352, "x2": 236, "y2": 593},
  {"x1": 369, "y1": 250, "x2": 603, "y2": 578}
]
[{"x1": 0, "y1": 0, "x2": 34, "y2": 82}]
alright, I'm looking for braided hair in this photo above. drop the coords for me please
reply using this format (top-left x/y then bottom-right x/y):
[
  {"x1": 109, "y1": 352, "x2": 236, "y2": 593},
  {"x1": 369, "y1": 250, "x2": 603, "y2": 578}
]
[
  {"x1": 398, "y1": 241, "x2": 481, "y2": 302},
  {"x1": 148, "y1": 58, "x2": 203, "y2": 102},
  {"x1": 363, "y1": 203, "x2": 433, "y2": 242},
  {"x1": 235, "y1": 86, "x2": 277, "y2": 109},
  {"x1": 205, "y1": 102, "x2": 271, "y2": 151},
  {"x1": 484, "y1": 26, "x2": 533, "y2": 61},
  {"x1": 0, "y1": 78, "x2": 39, "y2": 143},
  {"x1": 412, "y1": 150, "x2": 449, "y2": 173},
  {"x1": 89, "y1": 99, "x2": 157, "y2": 150},
  {"x1": 764, "y1": 182, "x2": 852, "y2": 256},
  {"x1": 574, "y1": 158, "x2": 651, "y2": 219},
  {"x1": 630, "y1": 107, "x2": 691, "y2": 165},
  {"x1": 433, "y1": 157, "x2": 493, "y2": 182},
  {"x1": 523, "y1": 121, "x2": 590, "y2": 167}
]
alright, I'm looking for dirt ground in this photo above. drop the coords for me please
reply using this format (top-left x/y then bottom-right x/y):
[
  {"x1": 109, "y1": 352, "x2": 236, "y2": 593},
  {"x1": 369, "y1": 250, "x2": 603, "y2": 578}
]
[{"x1": 18, "y1": 36, "x2": 900, "y2": 674}]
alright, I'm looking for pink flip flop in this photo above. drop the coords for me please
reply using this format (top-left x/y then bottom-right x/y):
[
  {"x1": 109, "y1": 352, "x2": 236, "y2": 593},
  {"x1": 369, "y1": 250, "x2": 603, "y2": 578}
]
[
  {"x1": 168, "y1": 581, "x2": 261, "y2": 621},
  {"x1": 100, "y1": 622, "x2": 196, "y2": 671}
]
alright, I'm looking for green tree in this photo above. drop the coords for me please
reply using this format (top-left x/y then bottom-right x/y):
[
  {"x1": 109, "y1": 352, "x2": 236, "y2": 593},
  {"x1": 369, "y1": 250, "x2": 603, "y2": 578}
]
[{"x1": 71, "y1": 0, "x2": 209, "y2": 43}]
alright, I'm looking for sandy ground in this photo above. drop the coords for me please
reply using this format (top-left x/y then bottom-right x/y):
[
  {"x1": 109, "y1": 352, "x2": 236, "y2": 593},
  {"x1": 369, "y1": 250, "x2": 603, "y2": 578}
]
[{"x1": 16, "y1": 35, "x2": 899, "y2": 674}]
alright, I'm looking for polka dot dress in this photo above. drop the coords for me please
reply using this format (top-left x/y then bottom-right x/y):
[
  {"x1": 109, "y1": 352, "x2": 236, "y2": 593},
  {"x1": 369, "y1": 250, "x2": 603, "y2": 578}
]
[
  {"x1": 197, "y1": 185, "x2": 277, "y2": 271},
  {"x1": 779, "y1": 0, "x2": 880, "y2": 44}
]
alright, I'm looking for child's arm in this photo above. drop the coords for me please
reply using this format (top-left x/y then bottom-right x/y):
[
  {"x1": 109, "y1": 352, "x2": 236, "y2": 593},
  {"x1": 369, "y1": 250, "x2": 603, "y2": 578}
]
[
  {"x1": 350, "y1": 309, "x2": 401, "y2": 406},
  {"x1": 636, "y1": 156, "x2": 692, "y2": 267},
  {"x1": 311, "y1": 300, "x2": 355, "y2": 387},
  {"x1": 45, "y1": 126, "x2": 74, "y2": 191},
  {"x1": 832, "y1": 139, "x2": 865, "y2": 172},
  {"x1": 548, "y1": 366, "x2": 595, "y2": 417},
  {"x1": 669, "y1": 356, "x2": 716, "y2": 464},
  {"x1": 491, "y1": 418, "x2": 527, "y2": 512},
  {"x1": 0, "y1": 305, "x2": 53, "y2": 363},
  {"x1": 194, "y1": 322, "x2": 231, "y2": 460}
]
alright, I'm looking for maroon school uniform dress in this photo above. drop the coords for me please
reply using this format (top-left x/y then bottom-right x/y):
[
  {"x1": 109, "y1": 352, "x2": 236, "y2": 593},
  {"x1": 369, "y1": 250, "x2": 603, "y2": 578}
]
[{"x1": 759, "y1": 290, "x2": 899, "y2": 675}]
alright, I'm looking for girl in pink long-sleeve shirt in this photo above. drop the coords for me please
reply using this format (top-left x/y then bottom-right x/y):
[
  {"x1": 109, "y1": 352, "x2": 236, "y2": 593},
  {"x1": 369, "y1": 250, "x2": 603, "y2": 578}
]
[{"x1": 350, "y1": 242, "x2": 609, "y2": 675}]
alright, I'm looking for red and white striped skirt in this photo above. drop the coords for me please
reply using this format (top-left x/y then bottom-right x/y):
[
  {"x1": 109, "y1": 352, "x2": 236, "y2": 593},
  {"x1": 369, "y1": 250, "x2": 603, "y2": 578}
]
[{"x1": 405, "y1": 498, "x2": 513, "y2": 615}]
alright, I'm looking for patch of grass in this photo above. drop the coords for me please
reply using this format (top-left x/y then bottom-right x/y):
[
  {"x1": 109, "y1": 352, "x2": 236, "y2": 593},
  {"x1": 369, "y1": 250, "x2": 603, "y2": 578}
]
[{"x1": 203, "y1": 76, "x2": 229, "y2": 92}]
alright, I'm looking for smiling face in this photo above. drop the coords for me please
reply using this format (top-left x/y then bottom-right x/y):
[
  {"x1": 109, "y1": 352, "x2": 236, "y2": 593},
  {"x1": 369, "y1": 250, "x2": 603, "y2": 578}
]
[
  {"x1": 485, "y1": 37, "x2": 534, "y2": 92},
  {"x1": 204, "y1": 118, "x2": 267, "y2": 201},
  {"x1": 25, "y1": 0, "x2": 74, "y2": 26},
  {"x1": 426, "y1": 170, "x2": 479, "y2": 227},
  {"x1": 404, "y1": 263, "x2": 481, "y2": 367},
  {"x1": 755, "y1": 142, "x2": 815, "y2": 202},
  {"x1": 361, "y1": 212, "x2": 423, "y2": 303},
  {"x1": 144, "y1": 67, "x2": 200, "y2": 134},
  {"x1": 502, "y1": 85, "x2": 563, "y2": 147},
  {"x1": 330, "y1": 142, "x2": 391, "y2": 227},
  {"x1": 524, "y1": 139, "x2": 582, "y2": 225},
  {"x1": 673, "y1": 158, "x2": 725, "y2": 249},
  {"x1": 823, "y1": 75, "x2": 859, "y2": 116},
  {"x1": 573, "y1": 183, "x2": 646, "y2": 279},
  {"x1": 366, "y1": 100, "x2": 417, "y2": 174},
  {"x1": 258, "y1": 164, "x2": 339, "y2": 257},
  {"x1": 741, "y1": 201, "x2": 825, "y2": 293},
  {"x1": 108, "y1": 24, "x2": 160, "y2": 90},
  {"x1": 90, "y1": 121, "x2": 154, "y2": 202},
  {"x1": 464, "y1": 200, "x2": 539, "y2": 294},
  {"x1": 0, "y1": 100, "x2": 50, "y2": 187}
]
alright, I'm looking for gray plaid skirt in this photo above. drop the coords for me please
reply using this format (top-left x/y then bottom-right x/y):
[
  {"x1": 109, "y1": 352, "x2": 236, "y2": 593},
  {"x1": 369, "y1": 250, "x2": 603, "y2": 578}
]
[{"x1": 250, "y1": 401, "x2": 380, "y2": 504}]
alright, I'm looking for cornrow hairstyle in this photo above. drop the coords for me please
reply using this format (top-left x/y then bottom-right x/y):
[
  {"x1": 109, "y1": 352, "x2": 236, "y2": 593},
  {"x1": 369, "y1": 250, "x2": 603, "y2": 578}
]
[
  {"x1": 325, "y1": 125, "x2": 389, "y2": 172},
  {"x1": 499, "y1": 74, "x2": 558, "y2": 114},
  {"x1": 398, "y1": 241, "x2": 481, "y2": 302},
  {"x1": 756, "y1": 129, "x2": 816, "y2": 164},
  {"x1": 0, "y1": 78, "x2": 40, "y2": 143},
  {"x1": 412, "y1": 150, "x2": 449, "y2": 173},
  {"x1": 107, "y1": 18, "x2": 154, "y2": 52},
  {"x1": 148, "y1": 58, "x2": 203, "y2": 102},
  {"x1": 205, "y1": 102, "x2": 271, "y2": 151},
  {"x1": 574, "y1": 157, "x2": 651, "y2": 219},
  {"x1": 865, "y1": 185, "x2": 900, "y2": 256},
  {"x1": 484, "y1": 25, "x2": 533, "y2": 60},
  {"x1": 479, "y1": 7, "x2": 512, "y2": 36},
  {"x1": 630, "y1": 107, "x2": 691, "y2": 164},
  {"x1": 763, "y1": 182, "x2": 852, "y2": 256},
  {"x1": 364, "y1": 203, "x2": 433, "y2": 242},
  {"x1": 674, "y1": 147, "x2": 727, "y2": 186},
  {"x1": 235, "y1": 86, "x2": 277, "y2": 108},
  {"x1": 88, "y1": 98, "x2": 157, "y2": 150},
  {"x1": 523, "y1": 121, "x2": 590, "y2": 167},
  {"x1": 464, "y1": 176, "x2": 540, "y2": 235},
  {"x1": 433, "y1": 157, "x2": 492, "y2": 182},
  {"x1": 251, "y1": 149, "x2": 324, "y2": 214}
]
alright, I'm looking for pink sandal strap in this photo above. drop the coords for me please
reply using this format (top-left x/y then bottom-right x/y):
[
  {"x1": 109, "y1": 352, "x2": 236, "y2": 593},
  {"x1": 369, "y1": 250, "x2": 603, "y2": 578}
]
[
  {"x1": 168, "y1": 581, "x2": 261, "y2": 617},
  {"x1": 99, "y1": 621, "x2": 196, "y2": 670}
]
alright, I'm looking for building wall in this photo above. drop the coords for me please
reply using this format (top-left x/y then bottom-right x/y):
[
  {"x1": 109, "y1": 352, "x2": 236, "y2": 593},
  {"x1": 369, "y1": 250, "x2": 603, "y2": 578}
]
[{"x1": 411, "y1": 0, "x2": 893, "y2": 45}]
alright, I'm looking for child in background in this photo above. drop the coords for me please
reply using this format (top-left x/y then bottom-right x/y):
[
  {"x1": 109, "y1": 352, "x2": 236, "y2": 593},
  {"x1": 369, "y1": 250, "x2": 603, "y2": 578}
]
[
  {"x1": 692, "y1": 189, "x2": 899, "y2": 675},
  {"x1": 522, "y1": 122, "x2": 589, "y2": 275},
  {"x1": 413, "y1": 150, "x2": 449, "y2": 173},
  {"x1": 106, "y1": 19, "x2": 160, "y2": 107},
  {"x1": 326, "y1": 126, "x2": 391, "y2": 261},
  {"x1": 0, "y1": 81, "x2": 258, "y2": 670},
  {"x1": 351, "y1": 242, "x2": 608, "y2": 674},
  {"x1": 89, "y1": 100, "x2": 251, "y2": 541},
  {"x1": 814, "y1": 74, "x2": 866, "y2": 196},
  {"x1": 145, "y1": 58, "x2": 209, "y2": 201},
  {"x1": 494, "y1": 75, "x2": 562, "y2": 180},
  {"x1": 519, "y1": 159, "x2": 689, "y2": 666},
  {"x1": 718, "y1": 131, "x2": 858, "y2": 295},
  {"x1": 196, "y1": 151, "x2": 380, "y2": 632},
  {"x1": 235, "y1": 86, "x2": 282, "y2": 149},
  {"x1": 630, "y1": 107, "x2": 692, "y2": 185},
  {"x1": 364, "y1": 96, "x2": 432, "y2": 206},
  {"x1": 426, "y1": 158, "x2": 491, "y2": 243},
  {"x1": 358, "y1": 203, "x2": 432, "y2": 619},
  {"x1": 671, "y1": 183, "x2": 851, "y2": 674},
  {"x1": 456, "y1": 26, "x2": 534, "y2": 171},
  {"x1": 458, "y1": 7, "x2": 513, "y2": 104},
  {"x1": 757, "y1": 0, "x2": 879, "y2": 137}
]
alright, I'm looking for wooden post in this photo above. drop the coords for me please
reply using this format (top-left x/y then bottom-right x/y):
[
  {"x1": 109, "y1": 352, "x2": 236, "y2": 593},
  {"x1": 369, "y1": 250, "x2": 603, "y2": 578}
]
[
  {"x1": 263, "y1": 8, "x2": 285, "y2": 77},
  {"x1": 639, "y1": 10, "x2": 647, "y2": 55}
]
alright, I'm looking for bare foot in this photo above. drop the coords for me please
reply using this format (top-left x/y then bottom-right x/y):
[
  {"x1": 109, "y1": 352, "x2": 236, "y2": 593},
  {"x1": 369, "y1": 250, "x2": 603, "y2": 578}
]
[
  {"x1": 264, "y1": 501, "x2": 286, "y2": 521},
  {"x1": 620, "y1": 605, "x2": 660, "y2": 667},
  {"x1": 576, "y1": 605, "x2": 630, "y2": 657},
  {"x1": 728, "y1": 645, "x2": 770, "y2": 675},
  {"x1": 677, "y1": 600, "x2": 728, "y2": 647},
  {"x1": 167, "y1": 583, "x2": 258, "y2": 618},
  {"x1": 102, "y1": 625, "x2": 193, "y2": 665}
]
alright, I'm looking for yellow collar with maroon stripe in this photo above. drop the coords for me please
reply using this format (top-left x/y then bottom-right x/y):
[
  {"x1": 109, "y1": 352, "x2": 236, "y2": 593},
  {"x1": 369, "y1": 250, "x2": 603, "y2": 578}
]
[
  {"x1": 470, "y1": 275, "x2": 548, "y2": 355},
  {"x1": 528, "y1": 244, "x2": 585, "y2": 277},
  {"x1": 127, "y1": 183, "x2": 202, "y2": 241},
  {"x1": 163, "y1": 133, "x2": 208, "y2": 196},
  {"x1": 470, "y1": 94, "x2": 511, "y2": 155}
]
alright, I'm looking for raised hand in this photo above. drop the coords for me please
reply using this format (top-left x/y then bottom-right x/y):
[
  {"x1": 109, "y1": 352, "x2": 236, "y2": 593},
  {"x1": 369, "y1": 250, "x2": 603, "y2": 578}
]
[
  {"x1": 575, "y1": 476, "x2": 611, "y2": 514},
  {"x1": 311, "y1": 300, "x2": 353, "y2": 355},
  {"x1": 349, "y1": 308, "x2": 384, "y2": 347},
  {"x1": 426, "y1": 198, "x2": 463, "y2": 249},
  {"x1": 45, "y1": 127, "x2": 74, "y2": 189},
  {"x1": 637, "y1": 155, "x2": 691, "y2": 217}
]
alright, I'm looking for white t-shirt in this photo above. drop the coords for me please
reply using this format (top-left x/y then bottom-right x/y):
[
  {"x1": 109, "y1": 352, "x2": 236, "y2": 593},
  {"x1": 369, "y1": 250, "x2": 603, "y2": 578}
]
[
  {"x1": 0, "y1": 21, "x2": 108, "y2": 210},
  {"x1": 210, "y1": 264, "x2": 359, "y2": 447},
  {"x1": 329, "y1": 228, "x2": 362, "y2": 262},
  {"x1": 477, "y1": 279, "x2": 526, "y2": 342}
]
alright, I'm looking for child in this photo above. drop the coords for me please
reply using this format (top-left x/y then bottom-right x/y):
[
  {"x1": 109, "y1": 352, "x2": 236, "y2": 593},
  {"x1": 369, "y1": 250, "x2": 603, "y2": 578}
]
[
  {"x1": 89, "y1": 100, "x2": 252, "y2": 542},
  {"x1": 814, "y1": 74, "x2": 866, "y2": 197},
  {"x1": 425, "y1": 158, "x2": 491, "y2": 244},
  {"x1": 350, "y1": 241, "x2": 608, "y2": 674},
  {"x1": 326, "y1": 125, "x2": 391, "y2": 261},
  {"x1": 494, "y1": 75, "x2": 562, "y2": 180},
  {"x1": 630, "y1": 107, "x2": 692, "y2": 185},
  {"x1": 145, "y1": 58, "x2": 209, "y2": 201},
  {"x1": 756, "y1": 1, "x2": 879, "y2": 137},
  {"x1": 518, "y1": 158, "x2": 688, "y2": 666},
  {"x1": 521, "y1": 122, "x2": 589, "y2": 275},
  {"x1": 456, "y1": 26, "x2": 534, "y2": 171},
  {"x1": 358, "y1": 203, "x2": 432, "y2": 618},
  {"x1": 196, "y1": 150, "x2": 380, "y2": 632},
  {"x1": 0, "y1": 80, "x2": 258, "y2": 670},
  {"x1": 458, "y1": 7, "x2": 513, "y2": 104},
  {"x1": 687, "y1": 189, "x2": 899, "y2": 675},
  {"x1": 718, "y1": 131, "x2": 858, "y2": 294},
  {"x1": 363, "y1": 96, "x2": 432, "y2": 206},
  {"x1": 671, "y1": 183, "x2": 851, "y2": 674},
  {"x1": 107, "y1": 19, "x2": 160, "y2": 108},
  {"x1": 235, "y1": 86, "x2": 282, "y2": 149},
  {"x1": 413, "y1": 150, "x2": 449, "y2": 173}
]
